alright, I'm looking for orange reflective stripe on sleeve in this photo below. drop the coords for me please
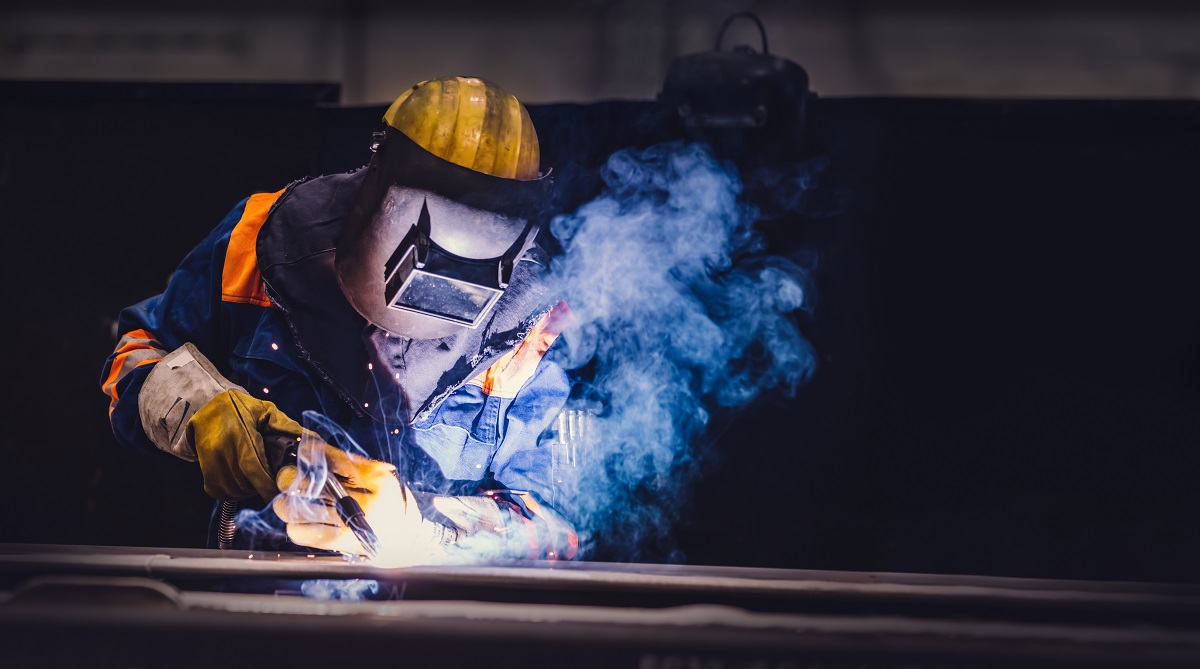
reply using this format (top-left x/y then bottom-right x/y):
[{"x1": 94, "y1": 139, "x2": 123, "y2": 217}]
[
  {"x1": 221, "y1": 189, "x2": 285, "y2": 307},
  {"x1": 102, "y1": 328, "x2": 167, "y2": 417},
  {"x1": 467, "y1": 300, "x2": 573, "y2": 398}
]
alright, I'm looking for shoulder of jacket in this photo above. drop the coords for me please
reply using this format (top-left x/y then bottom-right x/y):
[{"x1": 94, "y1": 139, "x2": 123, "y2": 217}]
[
  {"x1": 272, "y1": 170, "x2": 367, "y2": 216},
  {"x1": 220, "y1": 186, "x2": 291, "y2": 307}
]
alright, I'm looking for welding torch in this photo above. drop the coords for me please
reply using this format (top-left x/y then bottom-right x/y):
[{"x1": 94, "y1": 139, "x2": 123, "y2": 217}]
[{"x1": 272, "y1": 435, "x2": 380, "y2": 559}]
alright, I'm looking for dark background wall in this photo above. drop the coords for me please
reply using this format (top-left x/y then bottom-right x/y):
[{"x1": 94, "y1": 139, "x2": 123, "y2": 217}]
[
  {"x1": 4, "y1": 1, "x2": 1200, "y2": 103},
  {"x1": 0, "y1": 81, "x2": 339, "y2": 547},
  {"x1": 2, "y1": 78, "x2": 1198, "y2": 585},
  {"x1": 689, "y1": 98, "x2": 1200, "y2": 583}
]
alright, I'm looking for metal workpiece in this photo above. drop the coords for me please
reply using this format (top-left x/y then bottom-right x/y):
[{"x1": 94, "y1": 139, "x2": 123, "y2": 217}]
[
  {"x1": 4, "y1": 544, "x2": 1200, "y2": 663},
  {"x1": 5, "y1": 583, "x2": 1200, "y2": 669},
  {"x1": 2, "y1": 543, "x2": 1200, "y2": 610}
]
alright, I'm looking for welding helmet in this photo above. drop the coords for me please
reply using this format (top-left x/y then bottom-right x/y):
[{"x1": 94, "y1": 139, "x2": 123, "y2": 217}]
[{"x1": 336, "y1": 77, "x2": 553, "y2": 339}]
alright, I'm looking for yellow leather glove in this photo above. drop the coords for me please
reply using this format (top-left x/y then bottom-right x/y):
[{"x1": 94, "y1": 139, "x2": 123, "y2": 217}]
[
  {"x1": 187, "y1": 389, "x2": 301, "y2": 502},
  {"x1": 271, "y1": 440, "x2": 437, "y2": 558}
]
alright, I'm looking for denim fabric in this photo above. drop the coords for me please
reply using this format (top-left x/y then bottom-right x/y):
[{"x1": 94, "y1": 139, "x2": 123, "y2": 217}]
[{"x1": 410, "y1": 355, "x2": 569, "y2": 497}]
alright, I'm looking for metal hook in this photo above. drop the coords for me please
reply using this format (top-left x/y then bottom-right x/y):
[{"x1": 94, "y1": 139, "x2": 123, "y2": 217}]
[{"x1": 715, "y1": 11, "x2": 769, "y2": 54}]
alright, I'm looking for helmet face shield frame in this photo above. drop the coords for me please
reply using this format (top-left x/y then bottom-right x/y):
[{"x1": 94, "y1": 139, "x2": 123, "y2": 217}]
[
  {"x1": 337, "y1": 127, "x2": 553, "y2": 339},
  {"x1": 381, "y1": 198, "x2": 539, "y2": 328}
]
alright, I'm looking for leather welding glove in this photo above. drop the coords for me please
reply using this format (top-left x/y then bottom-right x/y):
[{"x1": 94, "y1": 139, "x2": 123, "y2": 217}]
[
  {"x1": 138, "y1": 343, "x2": 298, "y2": 502},
  {"x1": 272, "y1": 443, "x2": 456, "y2": 559},
  {"x1": 187, "y1": 390, "x2": 301, "y2": 502}
]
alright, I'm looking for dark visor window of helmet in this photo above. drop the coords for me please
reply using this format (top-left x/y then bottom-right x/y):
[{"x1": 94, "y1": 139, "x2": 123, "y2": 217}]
[
  {"x1": 390, "y1": 271, "x2": 501, "y2": 326},
  {"x1": 379, "y1": 195, "x2": 535, "y2": 330}
]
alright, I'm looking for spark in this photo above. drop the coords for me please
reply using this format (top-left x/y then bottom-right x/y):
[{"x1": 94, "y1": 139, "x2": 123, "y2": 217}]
[
  {"x1": 263, "y1": 387, "x2": 270, "y2": 394},
  {"x1": 271, "y1": 342, "x2": 279, "y2": 351}
]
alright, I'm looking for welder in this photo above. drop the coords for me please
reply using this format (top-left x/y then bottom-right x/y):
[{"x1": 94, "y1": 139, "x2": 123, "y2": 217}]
[{"x1": 100, "y1": 76, "x2": 578, "y2": 561}]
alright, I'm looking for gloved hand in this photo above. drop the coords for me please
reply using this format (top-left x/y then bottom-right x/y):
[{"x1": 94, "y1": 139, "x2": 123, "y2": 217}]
[
  {"x1": 271, "y1": 440, "x2": 439, "y2": 558},
  {"x1": 137, "y1": 344, "x2": 298, "y2": 501},
  {"x1": 187, "y1": 389, "x2": 301, "y2": 502}
]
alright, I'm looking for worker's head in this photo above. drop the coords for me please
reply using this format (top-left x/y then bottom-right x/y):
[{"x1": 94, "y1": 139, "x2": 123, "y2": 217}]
[{"x1": 336, "y1": 77, "x2": 553, "y2": 340}]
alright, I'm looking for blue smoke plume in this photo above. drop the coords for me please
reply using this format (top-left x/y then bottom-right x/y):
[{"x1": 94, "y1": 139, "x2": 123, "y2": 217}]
[{"x1": 544, "y1": 141, "x2": 817, "y2": 561}]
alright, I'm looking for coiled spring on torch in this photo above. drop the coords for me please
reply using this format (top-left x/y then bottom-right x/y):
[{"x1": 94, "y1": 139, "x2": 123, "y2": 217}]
[{"x1": 217, "y1": 500, "x2": 238, "y2": 550}]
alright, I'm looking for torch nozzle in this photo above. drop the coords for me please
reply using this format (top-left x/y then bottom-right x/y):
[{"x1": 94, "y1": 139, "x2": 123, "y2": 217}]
[
  {"x1": 324, "y1": 475, "x2": 380, "y2": 559},
  {"x1": 272, "y1": 437, "x2": 381, "y2": 559}
]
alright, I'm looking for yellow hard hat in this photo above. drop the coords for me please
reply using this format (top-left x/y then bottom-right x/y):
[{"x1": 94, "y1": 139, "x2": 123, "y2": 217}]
[{"x1": 383, "y1": 76, "x2": 541, "y2": 180}]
